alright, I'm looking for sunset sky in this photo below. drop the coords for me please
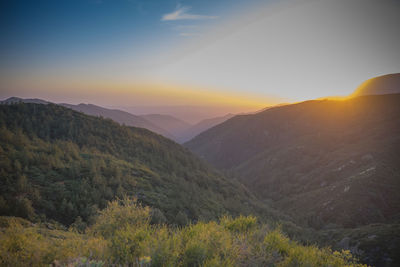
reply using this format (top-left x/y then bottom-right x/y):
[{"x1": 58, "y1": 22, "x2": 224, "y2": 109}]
[{"x1": 1, "y1": 0, "x2": 399, "y2": 111}]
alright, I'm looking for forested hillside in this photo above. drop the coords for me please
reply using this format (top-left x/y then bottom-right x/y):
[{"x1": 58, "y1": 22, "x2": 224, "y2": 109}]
[{"x1": 0, "y1": 103, "x2": 277, "y2": 227}]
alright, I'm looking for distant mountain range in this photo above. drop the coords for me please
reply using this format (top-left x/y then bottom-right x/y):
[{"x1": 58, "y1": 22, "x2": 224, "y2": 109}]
[
  {"x1": 141, "y1": 113, "x2": 236, "y2": 143},
  {"x1": 60, "y1": 103, "x2": 175, "y2": 140},
  {"x1": 0, "y1": 97, "x2": 234, "y2": 143},
  {"x1": 177, "y1": 114, "x2": 235, "y2": 143}
]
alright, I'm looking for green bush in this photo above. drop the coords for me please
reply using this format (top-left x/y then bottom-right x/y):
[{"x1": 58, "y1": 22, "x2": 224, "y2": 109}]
[
  {"x1": 90, "y1": 196, "x2": 150, "y2": 238},
  {"x1": 221, "y1": 215, "x2": 257, "y2": 233}
]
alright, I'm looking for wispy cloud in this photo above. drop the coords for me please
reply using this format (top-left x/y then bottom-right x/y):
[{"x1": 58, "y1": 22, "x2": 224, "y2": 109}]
[{"x1": 162, "y1": 6, "x2": 218, "y2": 21}]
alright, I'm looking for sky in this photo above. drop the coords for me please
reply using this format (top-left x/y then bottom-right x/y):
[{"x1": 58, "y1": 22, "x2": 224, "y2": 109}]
[{"x1": 1, "y1": 0, "x2": 400, "y2": 115}]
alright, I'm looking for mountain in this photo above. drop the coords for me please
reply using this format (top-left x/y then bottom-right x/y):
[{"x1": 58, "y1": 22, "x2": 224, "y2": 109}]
[
  {"x1": 353, "y1": 73, "x2": 400, "y2": 96},
  {"x1": 186, "y1": 94, "x2": 400, "y2": 266},
  {"x1": 59, "y1": 103, "x2": 175, "y2": 140},
  {"x1": 140, "y1": 113, "x2": 236, "y2": 143},
  {"x1": 0, "y1": 96, "x2": 50, "y2": 105},
  {"x1": 0, "y1": 103, "x2": 281, "y2": 227},
  {"x1": 178, "y1": 113, "x2": 235, "y2": 143},
  {"x1": 0, "y1": 97, "x2": 235, "y2": 143},
  {"x1": 60, "y1": 104, "x2": 237, "y2": 144},
  {"x1": 186, "y1": 94, "x2": 400, "y2": 226},
  {"x1": 140, "y1": 114, "x2": 192, "y2": 141},
  {"x1": 1, "y1": 97, "x2": 174, "y2": 139}
]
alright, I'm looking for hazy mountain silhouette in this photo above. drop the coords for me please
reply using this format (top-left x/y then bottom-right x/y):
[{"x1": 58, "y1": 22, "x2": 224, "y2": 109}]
[
  {"x1": 178, "y1": 113, "x2": 235, "y2": 143},
  {"x1": 140, "y1": 114, "x2": 192, "y2": 141},
  {"x1": 139, "y1": 113, "x2": 238, "y2": 143},
  {"x1": 60, "y1": 103, "x2": 175, "y2": 140},
  {"x1": 1, "y1": 97, "x2": 175, "y2": 140},
  {"x1": 1, "y1": 97, "x2": 236, "y2": 143},
  {"x1": 117, "y1": 105, "x2": 260, "y2": 124}
]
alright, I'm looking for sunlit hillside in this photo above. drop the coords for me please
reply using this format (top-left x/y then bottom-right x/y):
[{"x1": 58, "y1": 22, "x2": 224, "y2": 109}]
[{"x1": 186, "y1": 93, "x2": 400, "y2": 266}]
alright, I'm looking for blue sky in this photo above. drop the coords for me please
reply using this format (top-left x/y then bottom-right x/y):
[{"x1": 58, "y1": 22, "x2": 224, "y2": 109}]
[{"x1": 0, "y1": 0, "x2": 259, "y2": 71}]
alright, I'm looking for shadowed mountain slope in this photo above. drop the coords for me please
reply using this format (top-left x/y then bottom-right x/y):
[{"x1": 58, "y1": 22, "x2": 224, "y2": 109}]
[
  {"x1": 186, "y1": 94, "x2": 400, "y2": 228},
  {"x1": 185, "y1": 94, "x2": 400, "y2": 266}
]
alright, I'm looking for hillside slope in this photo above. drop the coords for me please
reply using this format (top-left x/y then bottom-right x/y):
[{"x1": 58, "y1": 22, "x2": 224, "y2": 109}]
[
  {"x1": 0, "y1": 103, "x2": 279, "y2": 226},
  {"x1": 185, "y1": 94, "x2": 400, "y2": 266},
  {"x1": 186, "y1": 94, "x2": 400, "y2": 228}
]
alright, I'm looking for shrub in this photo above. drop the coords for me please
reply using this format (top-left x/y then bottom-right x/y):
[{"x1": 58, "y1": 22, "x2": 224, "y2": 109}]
[
  {"x1": 0, "y1": 220, "x2": 107, "y2": 266},
  {"x1": 0, "y1": 199, "x2": 368, "y2": 267},
  {"x1": 150, "y1": 208, "x2": 167, "y2": 225},
  {"x1": 221, "y1": 215, "x2": 257, "y2": 233},
  {"x1": 90, "y1": 196, "x2": 150, "y2": 238}
]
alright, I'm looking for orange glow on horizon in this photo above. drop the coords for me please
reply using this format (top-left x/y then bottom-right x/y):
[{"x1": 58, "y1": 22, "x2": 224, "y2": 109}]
[{"x1": 1, "y1": 75, "x2": 285, "y2": 109}]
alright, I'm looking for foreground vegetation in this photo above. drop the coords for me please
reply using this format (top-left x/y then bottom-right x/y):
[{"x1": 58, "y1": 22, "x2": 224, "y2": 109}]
[{"x1": 0, "y1": 198, "x2": 367, "y2": 267}]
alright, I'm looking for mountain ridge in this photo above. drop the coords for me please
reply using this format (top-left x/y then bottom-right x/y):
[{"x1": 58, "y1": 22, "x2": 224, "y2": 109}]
[
  {"x1": 1, "y1": 97, "x2": 236, "y2": 143},
  {"x1": 353, "y1": 73, "x2": 400, "y2": 96}
]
